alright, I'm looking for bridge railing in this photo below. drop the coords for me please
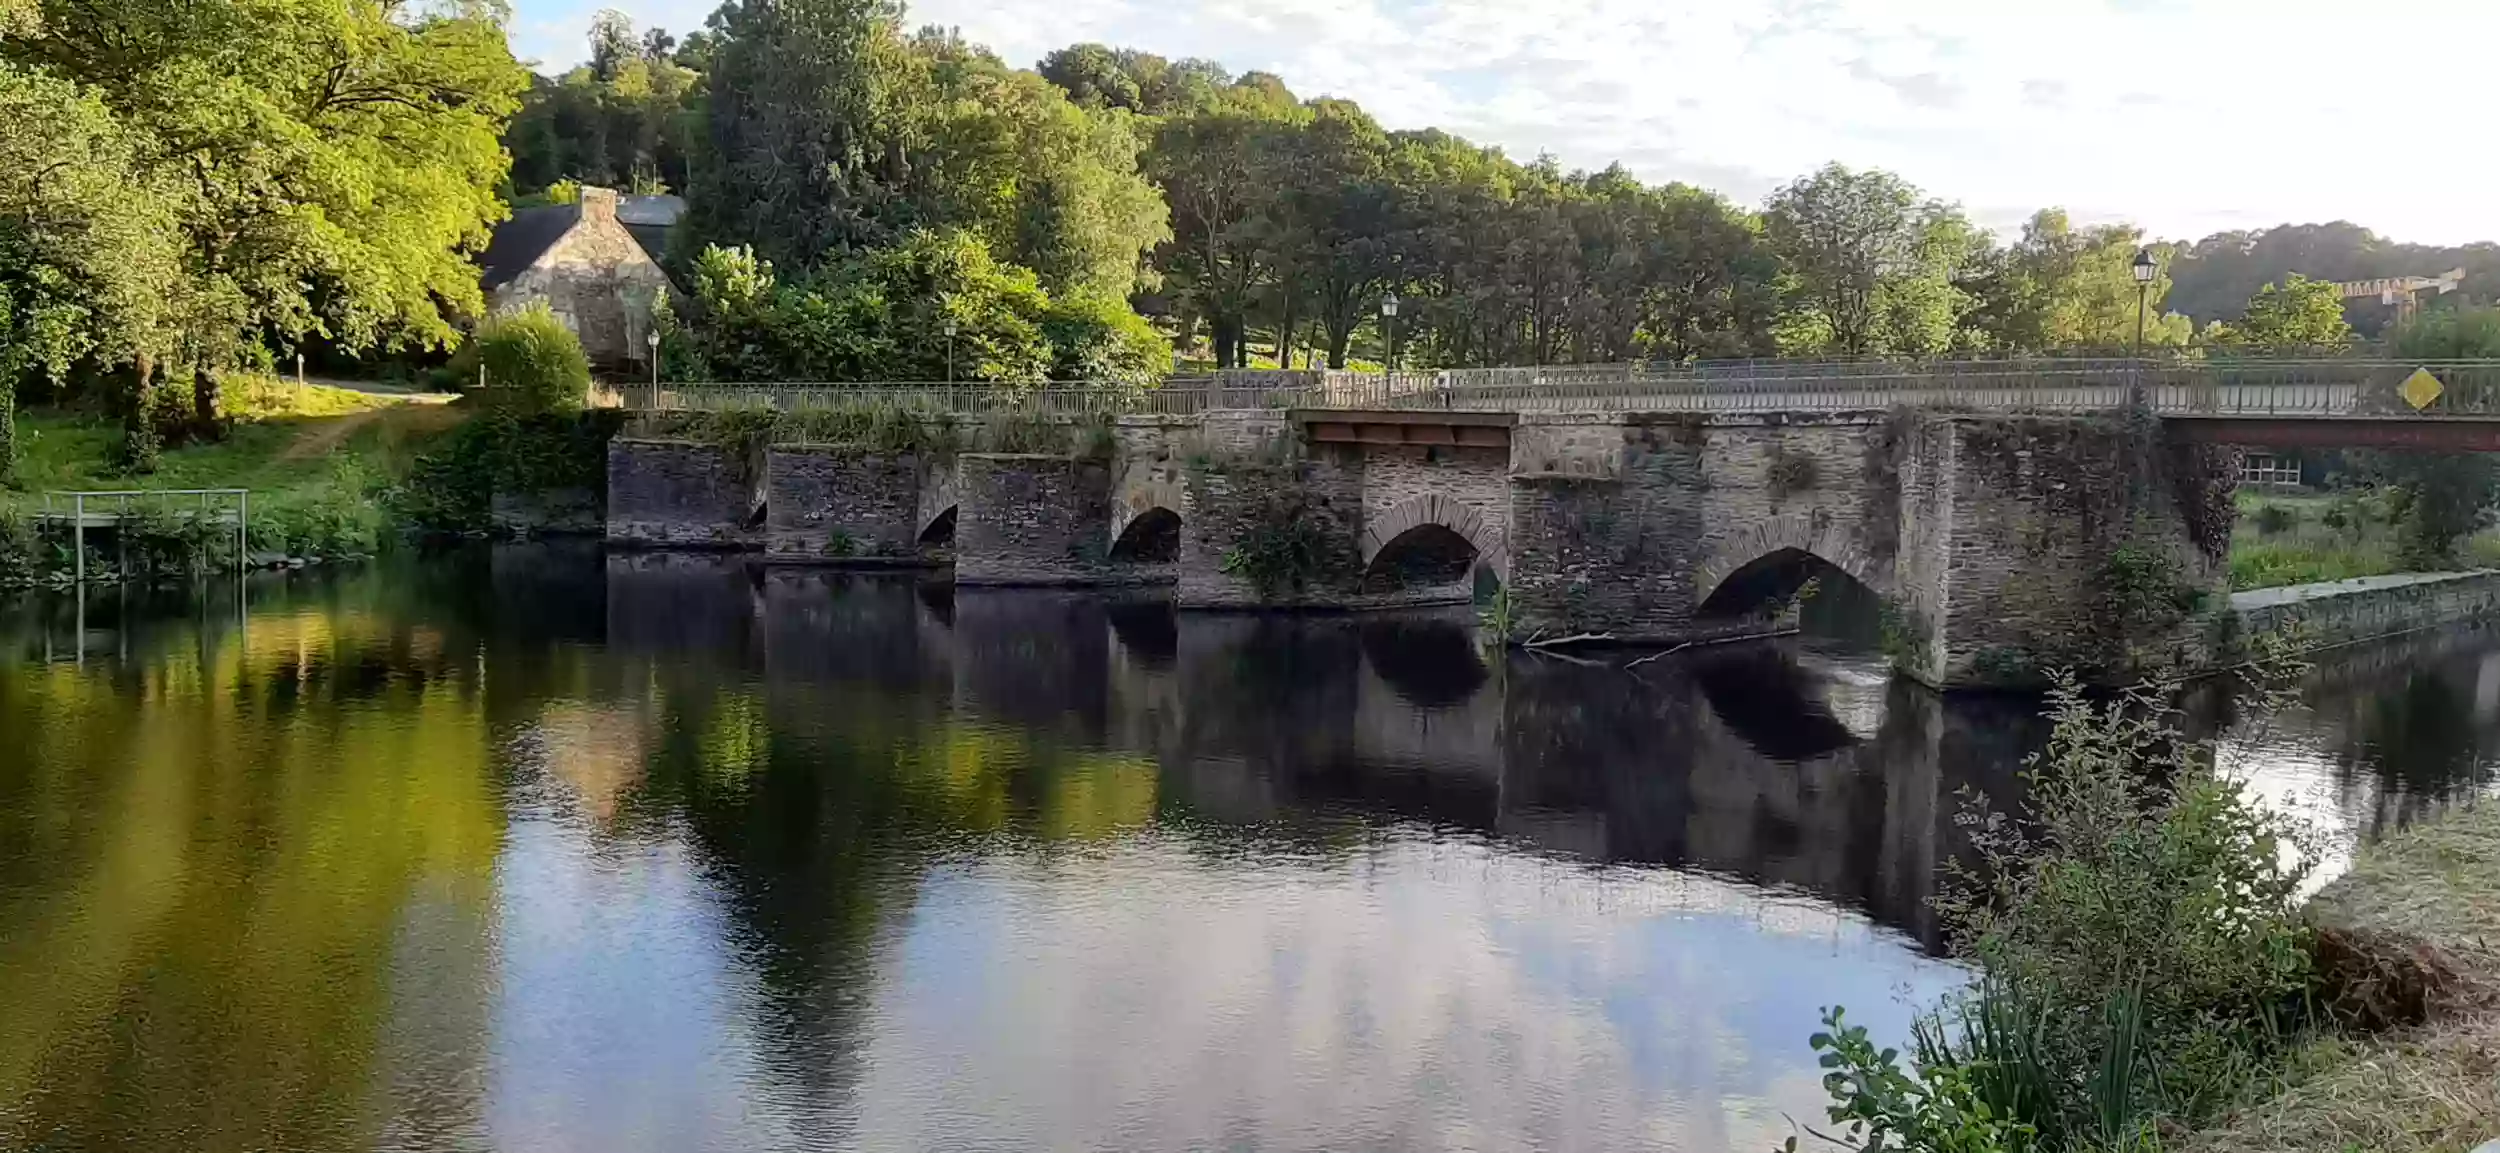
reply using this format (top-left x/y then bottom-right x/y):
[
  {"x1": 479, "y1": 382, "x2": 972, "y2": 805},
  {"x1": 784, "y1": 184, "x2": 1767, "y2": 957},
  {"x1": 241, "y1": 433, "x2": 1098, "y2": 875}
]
[{"x1": 612, "y1": 359, "x2": 2500, "y2": 418}]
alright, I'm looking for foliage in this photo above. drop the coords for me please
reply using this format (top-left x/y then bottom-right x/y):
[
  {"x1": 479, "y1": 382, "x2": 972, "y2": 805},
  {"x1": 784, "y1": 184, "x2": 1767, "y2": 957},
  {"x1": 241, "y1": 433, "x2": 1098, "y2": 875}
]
[
  {"x1": 2206, "y1": 275, "x2": 2354, "y2": 351},
  {"x1": 663, "y1": 231, "x2": 1164, "y2": 385},
  {"x1": 470, "y1": 305, "x2": 592, "y2": 415},
  {"x1": 1785, "y1": 1004, "x2": 2038, "y2": 1153},
  {"x1": 1939, "y1": 674, "x2": 2317, "y2": 1132},
  {"x1": 1, "y1": 0, "x2": 525, "y2": 461},
  {"x1": 1762, "y1": 163, "x2": 1980, "y2": 356},
  {"x1": 392, "y1": 409, "x2": 624, "y2": 535},
  {"x1": 2385, "y1": 454, "x2": 2495, "y2": 568},
  {"x1": 1961, "y1": 211, "x2": 2193, "y2": 351}
]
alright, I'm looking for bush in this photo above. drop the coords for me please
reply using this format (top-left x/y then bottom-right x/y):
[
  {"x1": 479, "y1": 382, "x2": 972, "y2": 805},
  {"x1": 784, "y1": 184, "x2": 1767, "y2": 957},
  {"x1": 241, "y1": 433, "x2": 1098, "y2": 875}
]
[
  {"x1": 470, "y1": 303, "x2": 591, "y2": 415},
  {"x1": 2250, "y1": 504, "x2": 2295, "y2": 536},
  {"x1": 1042, "y1": 294, "x2": 1170, "y2": 385},
  {"x1": 1809, "y1": 670, "x2": 2319, "y2": 1151},
  {"x1": 1946, "y1": 675, "x2": 2315, "y2": 1128}
]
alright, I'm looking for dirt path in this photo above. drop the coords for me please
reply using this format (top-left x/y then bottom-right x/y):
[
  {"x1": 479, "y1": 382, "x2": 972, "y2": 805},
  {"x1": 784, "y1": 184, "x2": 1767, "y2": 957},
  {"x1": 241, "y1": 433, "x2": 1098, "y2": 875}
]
[{"x1": 273, "y1": 397, "x2": 464, "y2": 464}]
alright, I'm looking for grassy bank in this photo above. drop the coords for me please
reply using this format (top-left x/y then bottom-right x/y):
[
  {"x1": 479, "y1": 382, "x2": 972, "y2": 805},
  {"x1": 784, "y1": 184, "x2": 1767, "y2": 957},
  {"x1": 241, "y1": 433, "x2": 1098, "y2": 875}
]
[
  {"x1": 2177, "y1": 803, "x2": 2500, "y2": 1152},
  {"x1": 1, "y1": 378, "x2": 474, "y2": 582},
  {"x1": 2232, "y1": 488, "x2": 2500, "y2": 591}
]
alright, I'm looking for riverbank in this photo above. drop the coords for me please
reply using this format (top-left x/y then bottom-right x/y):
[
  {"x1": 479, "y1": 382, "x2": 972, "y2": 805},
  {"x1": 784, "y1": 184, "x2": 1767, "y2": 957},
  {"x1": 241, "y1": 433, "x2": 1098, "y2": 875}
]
[
  {"x1": 2233, "y1": 570, "x2": 2500, "y2": 653},
  {"x1": 2234, "y1": 488, "x2": 2500, "y2": 591},
  {"x1": 2179, "y1": 803, "x2": 2500, "y2": 1153},
  {"x1": 0, "y1": 382, "x2": 473, "y2": 583}
]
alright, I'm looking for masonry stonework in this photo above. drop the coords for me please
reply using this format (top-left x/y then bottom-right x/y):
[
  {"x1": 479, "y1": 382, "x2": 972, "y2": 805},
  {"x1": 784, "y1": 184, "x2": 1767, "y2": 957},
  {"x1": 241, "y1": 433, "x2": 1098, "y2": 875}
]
[
  {"x1": 956, "y1": 454, "x2": 1131, "y2": 585},
  {"x1": 764, "y1": 446, "x2": 936, "y2": 563},
  {"x1": 606, "y1": 439, "x2": 762, "y2": 549}
]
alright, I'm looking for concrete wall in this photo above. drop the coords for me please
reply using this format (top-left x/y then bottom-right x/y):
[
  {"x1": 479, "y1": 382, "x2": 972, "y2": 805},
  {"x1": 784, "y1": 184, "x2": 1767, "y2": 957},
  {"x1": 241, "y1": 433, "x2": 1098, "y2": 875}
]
[
  {"x1": 490, "y1": 188, "x2": 672, "y2": 369},
  {"x1": 606, "y1": 439, "x2": 761, "y2": 549},
  {"x1": 2235, "y1": 571, "x2": 2500, "y2": 652},
  {"x1": 764, "y1": 446, "x2": 936, "y2": 564}
]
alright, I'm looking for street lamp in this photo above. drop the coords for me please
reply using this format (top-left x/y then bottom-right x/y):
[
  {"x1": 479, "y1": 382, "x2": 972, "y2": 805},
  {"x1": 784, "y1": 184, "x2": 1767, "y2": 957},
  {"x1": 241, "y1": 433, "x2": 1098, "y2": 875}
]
[
  {"x1": 1379, "y1": 292, "x2": 1399, "y2": 374},
  {"x1": 943, "y1": 319, "x2": 958, "y2": 384},
  {"x1": 2131, "y1": 247, "x2": 2157, "y2": 408},
  {"x1": 645, "y1": 329, "x2": 661, "y2": 403}
]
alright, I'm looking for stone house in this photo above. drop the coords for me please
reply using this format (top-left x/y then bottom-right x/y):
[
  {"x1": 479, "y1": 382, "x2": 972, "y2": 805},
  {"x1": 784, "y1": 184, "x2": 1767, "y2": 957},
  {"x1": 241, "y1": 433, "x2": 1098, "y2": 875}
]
[{"x1": 479, "y1": 186, "x2": 672, "y2": 370}]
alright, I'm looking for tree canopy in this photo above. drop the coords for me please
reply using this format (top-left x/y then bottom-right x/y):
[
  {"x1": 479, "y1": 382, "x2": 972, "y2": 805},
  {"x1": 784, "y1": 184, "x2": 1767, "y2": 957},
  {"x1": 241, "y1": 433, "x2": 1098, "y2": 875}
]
[{"x1": 0, "y1": 0, "x2": 526, "y2": 469}]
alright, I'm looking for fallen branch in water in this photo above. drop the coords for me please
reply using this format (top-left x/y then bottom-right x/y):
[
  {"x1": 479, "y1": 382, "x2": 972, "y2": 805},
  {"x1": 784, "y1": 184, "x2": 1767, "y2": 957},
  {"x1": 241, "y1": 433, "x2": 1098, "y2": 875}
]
[
  {"x1": 1524, "y1": 646, "x2": 1607, "y2": 667},
  {"x1": 1624, "y1": 642, "x2": 1692, "y2": 669},
  {"x1": 1522, "y1": 631, "x2": 1614, "y2": 649}
]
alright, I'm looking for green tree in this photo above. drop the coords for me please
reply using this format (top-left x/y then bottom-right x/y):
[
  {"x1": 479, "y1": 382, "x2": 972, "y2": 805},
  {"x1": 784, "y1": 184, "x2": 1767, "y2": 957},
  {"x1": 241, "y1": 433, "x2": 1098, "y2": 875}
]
[
  {"x1": 911, "y1": 33, "x2": 1168, "y2": 299},
  {"x1": 1966, "y1": 210, "x2": 2194, "y2": 352},
  {"x1": 1146, "y1": 87, "x2": 1301, "y2": 367},
  {"x1": 2383, "y1": 308, "x2": 2500, "y2": 566},
  {"x1": 686, "y1": 0, "x2": 919, "y2": 270},
  {"x1": 2209, "y1": 274, "x2": 2354, "y2": 350},
  {"x1": 0, "y1": 62, "x2": 183, "y2": 480},
  {"x1": 6, "y1": 0, "x2": 527, "y2": 443},
  {"x1": 1762, "y1": 163, "x2": 1975, "y2": 356}
]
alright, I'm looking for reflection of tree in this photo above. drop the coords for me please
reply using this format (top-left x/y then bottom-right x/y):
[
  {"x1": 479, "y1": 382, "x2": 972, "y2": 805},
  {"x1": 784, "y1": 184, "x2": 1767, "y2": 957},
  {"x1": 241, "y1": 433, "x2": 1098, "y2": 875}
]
[
  {"x1": 0, "y1": 596, "x2": 500, "y2": 1151},
  {"x1": 2342, "y1": 668, "x2": 2491, "y2": 835}
]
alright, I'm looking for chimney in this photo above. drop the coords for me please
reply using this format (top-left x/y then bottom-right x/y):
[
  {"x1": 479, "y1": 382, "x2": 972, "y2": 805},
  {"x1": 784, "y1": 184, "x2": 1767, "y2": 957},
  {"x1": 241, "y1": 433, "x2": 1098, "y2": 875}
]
[{"x1": 578, "y1": 185, "x2": 618, "y2": 223}]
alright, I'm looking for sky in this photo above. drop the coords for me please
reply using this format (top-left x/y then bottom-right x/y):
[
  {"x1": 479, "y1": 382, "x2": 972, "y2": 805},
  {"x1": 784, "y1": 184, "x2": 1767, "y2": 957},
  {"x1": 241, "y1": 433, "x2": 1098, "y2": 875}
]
[{"x1": 506, "y1": 0, "x2": 2500, "y2": 247}]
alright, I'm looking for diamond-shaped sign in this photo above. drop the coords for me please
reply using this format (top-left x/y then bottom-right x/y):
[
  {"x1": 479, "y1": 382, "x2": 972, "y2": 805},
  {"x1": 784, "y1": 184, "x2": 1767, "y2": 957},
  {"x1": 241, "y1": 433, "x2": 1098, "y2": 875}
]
[{"x1": 2401, "y1": 367, "x2": 2446, "y2": 411}]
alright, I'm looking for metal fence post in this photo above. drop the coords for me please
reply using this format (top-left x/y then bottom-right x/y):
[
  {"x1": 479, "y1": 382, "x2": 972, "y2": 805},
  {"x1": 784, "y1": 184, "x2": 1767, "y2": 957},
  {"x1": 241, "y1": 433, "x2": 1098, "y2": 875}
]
[{"x1": 73, "y1": 494, "x2": 84, "y2": 587}]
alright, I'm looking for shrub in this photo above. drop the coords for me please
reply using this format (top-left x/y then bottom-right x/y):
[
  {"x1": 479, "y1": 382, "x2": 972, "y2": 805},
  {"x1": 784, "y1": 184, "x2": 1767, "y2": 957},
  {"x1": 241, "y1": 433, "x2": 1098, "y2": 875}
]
[
  {"x1": 1042, "y1": 294, "x2": 1171, "y2": 386},
  {"x1": 470, "y1": 303, "x2": 591, "y2": 415},
  {"x1": 1939, "y1": 674, "x2": 2316, "y2": 1131},
  {"x1": 2250, "y1": 504, "x2": 2295, "y2": 536}
]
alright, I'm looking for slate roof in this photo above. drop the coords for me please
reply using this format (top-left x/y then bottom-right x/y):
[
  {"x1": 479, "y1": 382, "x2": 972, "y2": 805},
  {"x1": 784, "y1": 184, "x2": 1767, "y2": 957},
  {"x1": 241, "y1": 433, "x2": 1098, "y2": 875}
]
[{"x1": 478, "y1": 204, "x2": 579, "y2": 292}]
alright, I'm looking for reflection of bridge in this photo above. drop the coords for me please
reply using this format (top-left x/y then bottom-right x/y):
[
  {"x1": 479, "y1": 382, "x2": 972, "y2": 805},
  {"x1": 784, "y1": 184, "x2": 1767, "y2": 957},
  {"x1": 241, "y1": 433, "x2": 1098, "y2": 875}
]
[{"x1": 606, "y1": 359, "x2": 2500, "y2": 689}]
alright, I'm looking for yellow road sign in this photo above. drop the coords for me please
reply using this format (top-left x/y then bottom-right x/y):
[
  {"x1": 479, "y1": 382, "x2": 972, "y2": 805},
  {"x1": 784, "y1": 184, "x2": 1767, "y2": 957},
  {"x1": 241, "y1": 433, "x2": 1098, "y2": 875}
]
[{"x1": 2401, "y1": 367, "x2": 2446, "y2": 410}]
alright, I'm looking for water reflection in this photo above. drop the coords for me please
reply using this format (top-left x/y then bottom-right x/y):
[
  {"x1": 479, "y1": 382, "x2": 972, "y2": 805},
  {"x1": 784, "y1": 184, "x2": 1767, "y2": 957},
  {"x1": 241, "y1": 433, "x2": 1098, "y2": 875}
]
[{"x1": 0, "y1": 548, "x2": 2493, "y2": 1152}]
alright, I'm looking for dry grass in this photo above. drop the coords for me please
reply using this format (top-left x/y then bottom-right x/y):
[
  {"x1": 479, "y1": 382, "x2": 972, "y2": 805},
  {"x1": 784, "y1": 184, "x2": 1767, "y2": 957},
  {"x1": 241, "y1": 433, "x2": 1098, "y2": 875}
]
[{"x1": 2177, "y1": 803, "x2": 2500, "y2": 1153}]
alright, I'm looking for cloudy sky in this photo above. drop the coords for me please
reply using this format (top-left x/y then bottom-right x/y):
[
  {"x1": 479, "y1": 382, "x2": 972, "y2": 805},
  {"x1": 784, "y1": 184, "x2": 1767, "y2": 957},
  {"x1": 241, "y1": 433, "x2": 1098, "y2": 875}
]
[{"x1": 507, "y1": 0, "x2": 2498, "y2": 246}]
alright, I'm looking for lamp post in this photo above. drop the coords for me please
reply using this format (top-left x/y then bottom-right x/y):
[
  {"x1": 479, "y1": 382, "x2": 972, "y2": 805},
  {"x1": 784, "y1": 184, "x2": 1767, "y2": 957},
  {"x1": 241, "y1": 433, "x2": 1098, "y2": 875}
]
[
  {"x1": 645, "y1": 329, "x2": 661, "y2": 406},
  {"x1": 2131, "y1": 247, "x2": 2157, "y2": 409},
  {"x1": 1379, "y1": 292, "x2": 1399, "y2": 375},
  {"x1": 943, "y1": 319, "x2": 958, "y2": 384}
]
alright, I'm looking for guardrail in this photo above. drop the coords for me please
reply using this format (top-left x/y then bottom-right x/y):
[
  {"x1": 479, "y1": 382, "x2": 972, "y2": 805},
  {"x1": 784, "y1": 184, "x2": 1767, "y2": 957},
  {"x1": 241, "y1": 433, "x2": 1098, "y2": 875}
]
[
  {"x1": 612, "y1": 359, "x2": 2500, "y2": 420},
  {"x1": 35, "y1": 489, "x2": 251, "y2": 584}
]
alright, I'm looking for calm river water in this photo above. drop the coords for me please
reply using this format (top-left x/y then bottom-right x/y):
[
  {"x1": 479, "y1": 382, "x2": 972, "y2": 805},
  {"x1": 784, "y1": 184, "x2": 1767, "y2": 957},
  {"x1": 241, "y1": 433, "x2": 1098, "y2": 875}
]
[{"x1": 0, "y1": 546, "x2": 2493, "y2": 1152}]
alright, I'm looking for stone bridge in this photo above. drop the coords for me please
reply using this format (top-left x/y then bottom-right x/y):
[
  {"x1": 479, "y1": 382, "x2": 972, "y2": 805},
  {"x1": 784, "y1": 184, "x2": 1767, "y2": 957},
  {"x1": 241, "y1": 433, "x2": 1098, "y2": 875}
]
[{"x1": 607, "y1": 405, "x2": 2236, "y2": 688}]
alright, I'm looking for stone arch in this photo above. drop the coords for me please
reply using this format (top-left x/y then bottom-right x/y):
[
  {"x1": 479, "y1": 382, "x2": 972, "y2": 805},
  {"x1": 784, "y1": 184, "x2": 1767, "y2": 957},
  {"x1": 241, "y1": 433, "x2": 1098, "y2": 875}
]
[
  {"x1": 1109, "y1": 506, "x2": 1181, "y2": 564},
  {"x1": 1361, "y1": 493, "x2": 1508, "y2": 582},
  {"x1": 918, "y1": 468, "x2": 961, "y2": 544},
  {"x1": 1693, "y1": 512, "x2": 1886, "y2": 611},
  {"x1": 918, "y1": 504, "x2": 958, "y2": 546}
]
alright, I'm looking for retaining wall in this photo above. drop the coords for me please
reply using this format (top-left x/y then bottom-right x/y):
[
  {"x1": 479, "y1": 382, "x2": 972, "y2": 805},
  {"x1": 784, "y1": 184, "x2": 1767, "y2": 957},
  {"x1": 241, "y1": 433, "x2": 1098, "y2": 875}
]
[{"x1": 2233, "y1": 570, "x2": 2500, "y2": 652}]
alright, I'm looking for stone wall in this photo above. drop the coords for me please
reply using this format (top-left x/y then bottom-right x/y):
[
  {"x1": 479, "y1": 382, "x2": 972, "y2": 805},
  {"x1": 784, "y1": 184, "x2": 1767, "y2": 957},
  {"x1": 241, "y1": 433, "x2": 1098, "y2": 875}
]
[
  {"x1": 1903, "y1": 415, "x2": 2227, "y2": 687},
  {"x1": 2234, "y1": 571, "x2": 2500, "y2": 653},
  {"x1": 956, "y1": 454, "x2": 1132, "y2": 585},
  {"x1": 1177, "y1": 447, "x2": 1367, "y2": 608},
  {"x1": 606, "y1": 438, "x2": 761, "y2": 549},
  {"x1": 764, "y1": 445, "x2": 935, "y2": 564}
]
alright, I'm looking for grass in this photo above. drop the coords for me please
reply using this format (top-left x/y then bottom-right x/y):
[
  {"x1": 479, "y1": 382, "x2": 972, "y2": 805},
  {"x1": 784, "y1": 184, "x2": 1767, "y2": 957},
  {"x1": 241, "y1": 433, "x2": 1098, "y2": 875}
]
[
  {"x1": 2175, "y1": 803, "x2": 2500, "y2": 1153},
  {"x1": 2229, "y1": 488, "x2": 2500, "y2": 591},
  {"x1": 3, "y1": 376, "x2": 473, "y2": 558}
]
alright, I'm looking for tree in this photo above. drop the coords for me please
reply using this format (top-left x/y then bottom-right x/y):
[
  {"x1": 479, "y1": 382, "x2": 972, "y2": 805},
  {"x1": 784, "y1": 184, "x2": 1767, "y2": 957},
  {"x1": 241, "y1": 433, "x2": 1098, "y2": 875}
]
[
  {"x1": 0, "y1": 63, "x2": 183, "y2": 479},
  {"x1": 1959, "y1": 210, "x2": 2193, "y2": 352},
  {"x1": 2382, "y1": 308, "x2": 2500, "y2": 566},
  {"x1": 2210, "y1": 274, "x2": 2354, "y2": 350},
  {"x1": 5, "y1": 0, "x2": 526, "y2": 449},
  {"x1": 686, "y1": 0, "x2": 919, "y2": 271},
  {"x1": 911, "y1": 32, "x2": 1168, "y2": 299},
  {"x1": 587, "y1": 8, "x2": 637, "y2": 80},
  {"x1": 1762, "y1": 164, "x2": 1976, "y2": 356},
  {"x1": 1146, "y1": 87, "x2": 1300, "y2": 367}
]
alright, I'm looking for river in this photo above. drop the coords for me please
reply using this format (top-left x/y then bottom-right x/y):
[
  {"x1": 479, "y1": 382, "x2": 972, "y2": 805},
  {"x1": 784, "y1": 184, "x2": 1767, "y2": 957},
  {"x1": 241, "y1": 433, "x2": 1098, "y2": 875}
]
[{"x1": 0, "y1": 545, "x2": 2492, "y2": 1152}]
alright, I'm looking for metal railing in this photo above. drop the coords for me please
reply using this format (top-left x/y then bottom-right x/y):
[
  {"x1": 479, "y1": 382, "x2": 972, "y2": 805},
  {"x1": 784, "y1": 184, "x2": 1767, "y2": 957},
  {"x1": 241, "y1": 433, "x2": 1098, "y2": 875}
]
[
  {"x1": 612, "y1": 359, "x2": 2500, "y2": 420},
  {"x1": 35, "y1": 489, "x2": 251, "y2": 584}
]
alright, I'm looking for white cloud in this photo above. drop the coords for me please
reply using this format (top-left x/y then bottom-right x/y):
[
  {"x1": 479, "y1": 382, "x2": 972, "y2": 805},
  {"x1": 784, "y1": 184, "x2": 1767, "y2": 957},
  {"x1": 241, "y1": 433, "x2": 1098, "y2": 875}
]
[{"x1": 513, "y1": 0, "x2": 2500, "y2": 246}]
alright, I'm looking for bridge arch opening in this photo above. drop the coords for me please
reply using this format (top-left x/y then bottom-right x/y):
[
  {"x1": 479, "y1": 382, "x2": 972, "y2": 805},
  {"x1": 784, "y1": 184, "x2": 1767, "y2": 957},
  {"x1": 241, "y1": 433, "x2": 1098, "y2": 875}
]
[
  {"x1": 1109, "y1": 507, "x2": 1181, "y2": 565},
  {"x1": 1696, "y1": 547, "x2": 1882, "y2": 636},
  {"x1": 919, "y1": 505, "x2": 957, "y2": 547},
  {"x1": 1361, "y1": 524, "x2": 1488, "y2": 594}
]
